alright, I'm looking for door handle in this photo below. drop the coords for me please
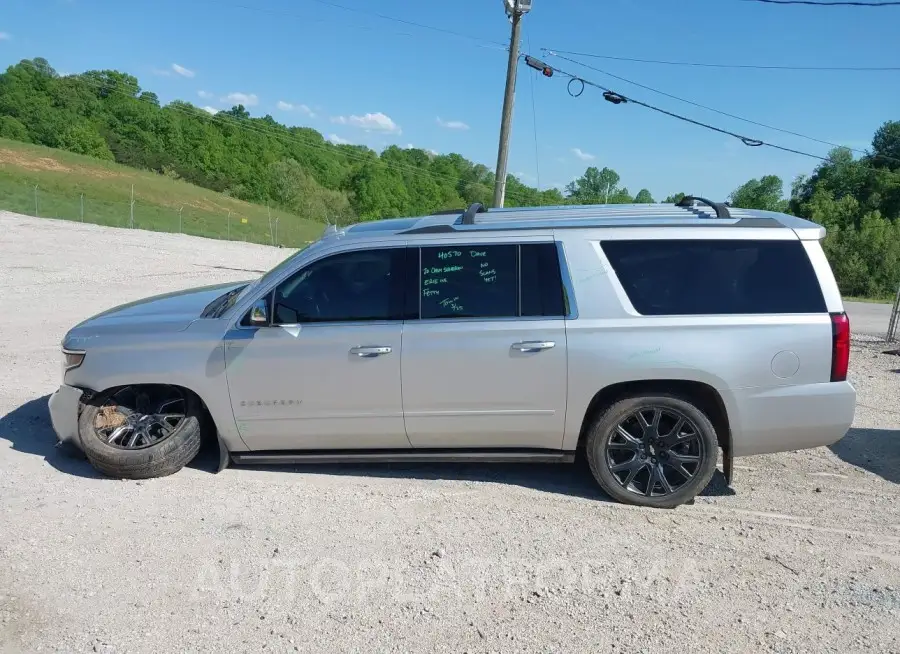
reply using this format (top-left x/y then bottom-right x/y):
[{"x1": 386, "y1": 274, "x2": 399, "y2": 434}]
[
  {"x1": 350, "y1": 345, "x2": 393, "y2": 357},
  {"x1": 511, "y1": 341, "x2": 556, "y2": 352}
]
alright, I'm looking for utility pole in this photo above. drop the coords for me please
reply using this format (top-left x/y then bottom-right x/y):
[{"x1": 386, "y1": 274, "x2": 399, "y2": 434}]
[{"x1": 492, "y1": 0, "x2": 533, "y2": 209}]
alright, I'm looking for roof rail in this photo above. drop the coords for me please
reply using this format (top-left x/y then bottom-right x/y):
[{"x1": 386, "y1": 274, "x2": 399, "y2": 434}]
[
  {"x1": 432, "y1": 208, "x2": 466, "y2": 215},
  {"x1": 460, "y1": 202, "x2": 487, "y2": 225},
  {"x1": 676, "y1": 195, "x2": 731, "y2": 219}
]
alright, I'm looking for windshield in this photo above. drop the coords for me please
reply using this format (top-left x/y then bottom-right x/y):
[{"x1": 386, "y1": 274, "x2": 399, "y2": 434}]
[{"x1": 225, "y1": 239, "x2": 324, "y2": 313}]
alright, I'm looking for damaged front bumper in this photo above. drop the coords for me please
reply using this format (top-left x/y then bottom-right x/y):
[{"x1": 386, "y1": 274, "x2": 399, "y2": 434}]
[{"x1": 48, "y1": 384, "x2": 85, "y2": 452}]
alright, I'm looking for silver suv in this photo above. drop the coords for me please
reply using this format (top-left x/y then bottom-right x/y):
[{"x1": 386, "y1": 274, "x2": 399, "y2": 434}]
[{"x1": 49, "y1": 197, "x2": 856, "y2": 508}]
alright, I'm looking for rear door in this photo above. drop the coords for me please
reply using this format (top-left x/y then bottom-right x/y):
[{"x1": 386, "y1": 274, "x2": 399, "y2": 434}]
[{"x1": 401, "y1": 239, "x2": 570, "y2": 450}]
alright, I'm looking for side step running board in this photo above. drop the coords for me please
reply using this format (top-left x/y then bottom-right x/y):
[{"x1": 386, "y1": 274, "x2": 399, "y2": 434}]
[{"x1": 231, "y1": 450, "x2": 576, "y2": 465}]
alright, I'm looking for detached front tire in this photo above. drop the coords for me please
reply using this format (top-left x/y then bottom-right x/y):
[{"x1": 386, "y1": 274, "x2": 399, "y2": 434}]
[
  {"x1": 78, "y1": 385, "x2": 203, "y2": 479},
  {"x1": 585, "y1": 394, "x2": 719, "y2": 509}
]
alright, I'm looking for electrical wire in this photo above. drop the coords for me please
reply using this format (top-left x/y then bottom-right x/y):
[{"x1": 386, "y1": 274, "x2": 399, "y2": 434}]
[
  {"x1": 740, "y1": 0, "x2": 900, "y2": 6},
  {"x1": 15, "y1": 61, "x2": 536, "y2": 206},
  {"x1": 543, "y1": 49, "x2": 900, "y2": 72},
  {"x1": 543, "y1": 50, "x2": 880, "y2": 159},
  {"x1": 536, "y1": 57, "x2": 832, "y2": 162}
]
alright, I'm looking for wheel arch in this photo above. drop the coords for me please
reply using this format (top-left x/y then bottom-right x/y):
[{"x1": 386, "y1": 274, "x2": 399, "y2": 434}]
[
  {"x1": 576, "y1": 379, "x2": 733, "y2": 484},
  {"x1": 80, "y1": 381, "x2": 231, "y2": 472}
]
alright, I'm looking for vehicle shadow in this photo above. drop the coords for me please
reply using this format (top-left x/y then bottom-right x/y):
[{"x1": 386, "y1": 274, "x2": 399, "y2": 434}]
[
  {"x1": 0, "y1": 394, "x2": 103, "y2": 479},
  {"x1": 234, "y1": 460, "x2": 734, "y2": 503},
  {"x1": 829, "y1": 427, "x2": 900, "y2": 484},
  {"x1": 0, "y1": 394, "x2": 223, "y2": 479},
  {"x1": 1, "y1": 394, "x2": 735, "y2": 501}
]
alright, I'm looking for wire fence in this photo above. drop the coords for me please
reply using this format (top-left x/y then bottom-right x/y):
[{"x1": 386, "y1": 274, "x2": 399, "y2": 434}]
[
  {"x1": 0, "y1": 181, "x2": 322, "y2": 249},
  {"x1": 887, "y1": 283, "x2": 900, "y2": 343}
]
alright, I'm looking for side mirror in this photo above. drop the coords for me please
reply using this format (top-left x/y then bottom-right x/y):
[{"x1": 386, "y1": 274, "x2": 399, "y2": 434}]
[{"x1": 249, "y1": 298, "x2": 269, "y2": 326}]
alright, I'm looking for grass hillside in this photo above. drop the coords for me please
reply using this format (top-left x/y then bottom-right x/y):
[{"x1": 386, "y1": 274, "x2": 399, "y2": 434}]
[{"x1": 0, "y1": 138, "x2": 325, "y2": 246}]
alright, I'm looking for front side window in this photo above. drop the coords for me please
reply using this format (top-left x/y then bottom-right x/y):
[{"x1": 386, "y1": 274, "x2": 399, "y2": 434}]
[
  {"x1": 601, "y1": 239, "x2": 827, "y2": 315},
  {"x1": 271, "y1": 248, "x2": 406, "y2": 324}
]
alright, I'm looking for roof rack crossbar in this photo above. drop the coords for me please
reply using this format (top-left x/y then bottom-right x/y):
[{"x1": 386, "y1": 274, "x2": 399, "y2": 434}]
[
  {"x1": 460, "y1": 202, "x2": 487, "y2": 225},
  {"x1": 675, "y1": 195, "x2": 732, "y2": 219}
]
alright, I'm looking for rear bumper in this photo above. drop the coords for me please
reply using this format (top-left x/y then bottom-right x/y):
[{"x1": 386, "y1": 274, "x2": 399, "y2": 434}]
[
  {"x1": 730, "y1": 381, "x2": 856, "y2": 457},
  {"x1": 48, "y1": 384, "x2": 84, "y2": 452}
]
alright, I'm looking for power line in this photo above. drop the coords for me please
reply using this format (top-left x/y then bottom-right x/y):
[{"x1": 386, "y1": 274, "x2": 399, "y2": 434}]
[
  {"x1": 740, "y1": 0, "x2": 900, "y2": 6},
  {"x1": 533, "y1": 57, "x2": 831, "y2": 162},
  {"x1": 543, "y1": 49, "x2": 900, "y2": 72},
  {"x1": 542, "y1": 50, "x2": 870, "y2": 157}
]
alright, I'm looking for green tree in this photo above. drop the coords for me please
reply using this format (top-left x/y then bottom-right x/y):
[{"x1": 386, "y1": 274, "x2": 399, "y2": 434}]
[
  {"x1": 565, "y1": 166, "x2": 622, "y2": 203},
  {"x1": 0, "y1": 116, "x2": 29, "y2": 141},
  {"x1": 870, "y1": 120, "x2": 900, "y2": 171},
  {"x1": 58, "y1": 122, "x2": 114, "y2": 160},
  {"x1": 634, "y1": 189, "x2": 654, "y2": 203},
  {"x1": 728, "y1": 175, "x2": 788, "y2": 212},
  {"x1": 345, "y1": 162, "x2": 410, "y2": 219}
]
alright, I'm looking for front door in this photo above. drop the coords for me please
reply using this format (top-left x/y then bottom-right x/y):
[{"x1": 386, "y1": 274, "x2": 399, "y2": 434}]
[
  {"x1": 401, "y1": 241, "x2": 569, "y2": 450},
  {"x1": 224, "y1": 246, "x2": 412, "y2": 451}
]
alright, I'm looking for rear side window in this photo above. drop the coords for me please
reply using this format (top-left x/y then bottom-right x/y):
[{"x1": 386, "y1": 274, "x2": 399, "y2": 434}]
[
  {"x1": 601, "y1": 239, "x2": 826, "y2": 315},
  {"x1": 416, "y1": 243, "x2": 568, "y2": 319},
  {"x1": 420, "y1": 245, "x2": 518, "y2": 319}
]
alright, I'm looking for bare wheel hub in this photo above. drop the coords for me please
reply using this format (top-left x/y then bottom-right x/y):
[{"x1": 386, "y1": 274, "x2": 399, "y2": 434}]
[{"x1": 93, "y1": 386, "x2": 187, "y2": 450}]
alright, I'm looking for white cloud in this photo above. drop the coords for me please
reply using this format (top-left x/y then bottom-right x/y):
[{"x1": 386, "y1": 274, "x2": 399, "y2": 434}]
[
  {"x1": 198, "y1": 90, "x2": 214, "y2": 100},
  {"x1": 223, "y1": 92, "x2": 259, "y2": 107},
  {"x1": 571, "y1": 147, "x2": 595, "y2": 161},
  {"x1": 151, "y1": 67, "x2": 172, "y2": 77},
  {"x1": 327, "y1": 134, "x2": 352, "y2": 145},
  {"x1": 427, "y1": 149, "x2": 438, "y2": 156},
  {"x1": 330, "y1": 111, "x2": 401, "y2": 134},
  {"x1": 0, "y1": 32, "x2": 11, "y2": 41},
  {"x1": 202, "y1": 106, "x2": 218, "y2": 115},
  {"x1": 276, "y1": 101, "x2": 316, "y2": 117},
  {"x1": 436, "y1": 116, "x2": 470, "y2": 130},
  {"x1": 172, "y1": 63, "x2": 195, "y2": 78}
]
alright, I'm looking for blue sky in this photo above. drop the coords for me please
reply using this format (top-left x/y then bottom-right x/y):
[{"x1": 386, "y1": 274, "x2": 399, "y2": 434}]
[{"x1": 2, "y1": 0, "x2": 898, "y2": 200}]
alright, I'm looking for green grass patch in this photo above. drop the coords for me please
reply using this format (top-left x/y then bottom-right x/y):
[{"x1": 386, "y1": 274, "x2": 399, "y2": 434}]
[{"x1": 0, "y1": 138, "x2": 326, "y2": 246}]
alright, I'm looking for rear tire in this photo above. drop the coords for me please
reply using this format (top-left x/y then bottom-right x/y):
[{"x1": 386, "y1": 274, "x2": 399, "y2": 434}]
[
  {"x1": 585, "y1": 394, "x2": 718, "y2": 509},
  {"x1": 78, "y1": 385, "x2": 203, "y2": 479}
]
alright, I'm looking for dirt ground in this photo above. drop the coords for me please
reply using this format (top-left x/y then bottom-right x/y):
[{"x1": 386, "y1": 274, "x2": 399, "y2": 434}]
[{"x1": 1, "y1": 213, "x2": 898, "y2": 654}]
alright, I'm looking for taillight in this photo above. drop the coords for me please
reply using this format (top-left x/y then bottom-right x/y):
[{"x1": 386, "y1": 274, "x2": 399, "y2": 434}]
[{"x1": 830, "y1": 312, "x2": 850, "y2": 382}]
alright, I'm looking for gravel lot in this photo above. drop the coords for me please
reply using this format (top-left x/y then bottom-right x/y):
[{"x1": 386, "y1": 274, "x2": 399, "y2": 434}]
[{"x1": 1, "y1": 212, "x2": 899, "y2": 654}]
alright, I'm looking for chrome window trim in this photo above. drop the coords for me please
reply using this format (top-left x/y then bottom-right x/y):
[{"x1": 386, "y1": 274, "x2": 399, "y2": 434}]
[
  {"x1": 230, "y1": 241, "x2": 407, "y2": 331},
  {"x1": 554, "y1": 239, "x2": 579, "y2": 320},
  {"x1": 230, "y1": 237, "x2": 576, "y2": 330}
]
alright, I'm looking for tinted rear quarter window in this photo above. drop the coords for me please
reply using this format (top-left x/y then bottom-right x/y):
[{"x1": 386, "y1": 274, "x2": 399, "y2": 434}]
[
  {"x1": 520, "y1": 243, "x2": 566, "y2": 317},
  {"x1": 601, "y1": 239, "x2": 826, "y2": 315}
]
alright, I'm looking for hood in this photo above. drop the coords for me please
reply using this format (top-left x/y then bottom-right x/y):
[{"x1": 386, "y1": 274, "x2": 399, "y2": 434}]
[{"x1": 65, "y1": 281, "x2": 249, "y2": 343}]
